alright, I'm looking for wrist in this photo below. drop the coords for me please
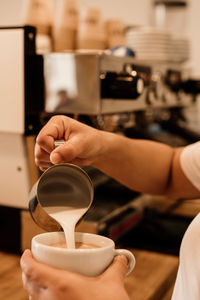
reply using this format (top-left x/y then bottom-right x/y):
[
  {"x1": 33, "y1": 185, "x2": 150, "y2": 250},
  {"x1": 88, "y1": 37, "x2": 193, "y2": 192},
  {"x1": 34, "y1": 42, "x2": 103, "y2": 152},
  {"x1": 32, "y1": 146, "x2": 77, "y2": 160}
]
[{"x1": 92, "y1": 131, "x2": 121, "y2": 169}]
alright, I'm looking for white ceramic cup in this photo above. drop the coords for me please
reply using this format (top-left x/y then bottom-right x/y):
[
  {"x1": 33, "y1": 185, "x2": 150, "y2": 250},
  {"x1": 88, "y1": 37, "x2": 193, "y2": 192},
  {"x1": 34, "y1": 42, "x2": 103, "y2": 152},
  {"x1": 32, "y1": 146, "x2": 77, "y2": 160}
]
[{"x1": 31, "y1": 231, "x2": 135, "y2": 277}]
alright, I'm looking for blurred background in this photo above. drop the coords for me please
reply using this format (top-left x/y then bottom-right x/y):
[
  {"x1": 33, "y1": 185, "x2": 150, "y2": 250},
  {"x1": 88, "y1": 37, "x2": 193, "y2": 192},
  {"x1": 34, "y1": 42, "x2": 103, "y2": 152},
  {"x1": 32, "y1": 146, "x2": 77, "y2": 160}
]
[{"x1": 1, "y1": 1, "x2": 200, "y2": 299}]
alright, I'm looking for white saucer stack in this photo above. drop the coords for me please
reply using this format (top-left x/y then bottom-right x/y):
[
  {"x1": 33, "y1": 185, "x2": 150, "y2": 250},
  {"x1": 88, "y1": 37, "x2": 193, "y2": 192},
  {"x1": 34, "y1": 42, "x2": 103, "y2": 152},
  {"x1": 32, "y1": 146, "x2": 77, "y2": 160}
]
[{"x1": 126, "y1": 26, "x2": 190, "y2": 63}]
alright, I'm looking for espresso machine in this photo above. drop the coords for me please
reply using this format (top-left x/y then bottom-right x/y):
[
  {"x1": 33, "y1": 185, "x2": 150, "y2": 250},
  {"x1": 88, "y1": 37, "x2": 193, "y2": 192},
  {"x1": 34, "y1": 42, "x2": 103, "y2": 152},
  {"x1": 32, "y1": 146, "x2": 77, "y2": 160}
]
[{"x1": 0, "y1": 25, "x2": 200, "y2": 253}]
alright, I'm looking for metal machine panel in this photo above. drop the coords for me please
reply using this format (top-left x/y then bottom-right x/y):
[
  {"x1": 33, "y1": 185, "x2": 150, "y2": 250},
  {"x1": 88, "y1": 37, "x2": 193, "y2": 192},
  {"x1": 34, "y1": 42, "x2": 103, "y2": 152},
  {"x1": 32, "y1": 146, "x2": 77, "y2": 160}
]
[
  {"x1": 44, "y1": 53, "x2": 100, "y2": 115},
  {"x1": 44, "y1": 53, "x2": 147, "y2": 115},
  {"x1": 0, "y1": 28, "x2": 24, "y2": 134},
  {"x1": 0, "y1": 132, "x2": 30, "y2": 208}
]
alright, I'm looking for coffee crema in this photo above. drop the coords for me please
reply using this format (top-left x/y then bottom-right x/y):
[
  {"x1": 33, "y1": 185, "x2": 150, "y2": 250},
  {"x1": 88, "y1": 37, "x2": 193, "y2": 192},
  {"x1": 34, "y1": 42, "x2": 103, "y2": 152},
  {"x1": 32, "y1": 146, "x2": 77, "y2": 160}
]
[{"x1": 50, "y1": 241, "x2": 100, "y2": 249}]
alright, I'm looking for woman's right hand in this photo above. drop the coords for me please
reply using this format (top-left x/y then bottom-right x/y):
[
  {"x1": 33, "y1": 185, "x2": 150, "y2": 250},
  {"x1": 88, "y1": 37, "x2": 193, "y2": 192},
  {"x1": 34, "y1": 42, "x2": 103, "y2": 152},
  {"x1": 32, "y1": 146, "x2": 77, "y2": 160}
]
[{"x1": 35, "y1": 115, "x2": 105, "y2": 171}]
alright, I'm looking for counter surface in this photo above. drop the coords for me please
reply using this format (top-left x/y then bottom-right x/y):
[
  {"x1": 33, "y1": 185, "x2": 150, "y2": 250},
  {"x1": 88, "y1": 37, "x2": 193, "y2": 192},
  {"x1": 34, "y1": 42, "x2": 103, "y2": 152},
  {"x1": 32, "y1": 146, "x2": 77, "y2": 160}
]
[
  {"x1": 0, "y1": 249, "x2": 178, "y2": 300},
  {"x1": 125, "y1": 249, "x2": 178, "y2": 300}
]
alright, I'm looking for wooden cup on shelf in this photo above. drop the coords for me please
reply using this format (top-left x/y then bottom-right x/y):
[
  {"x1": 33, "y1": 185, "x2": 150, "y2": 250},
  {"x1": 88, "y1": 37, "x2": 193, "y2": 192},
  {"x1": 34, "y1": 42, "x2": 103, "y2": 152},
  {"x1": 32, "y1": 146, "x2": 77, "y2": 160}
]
[
  {"x1": 104, "y1": 19, "x2": 126, "y2": 48},
  {"x1": 24, "y1": 0, "x2": 54, "y2": 53},
  {"x1": 52, "y1": 0, "x2": 79, "y2": 51},
  {"x1": 76, "y1": 8, "x2": 105, "y2": 50},
  {"x1": 24, "y1": 0, "x2": 54, "y2": 35}
]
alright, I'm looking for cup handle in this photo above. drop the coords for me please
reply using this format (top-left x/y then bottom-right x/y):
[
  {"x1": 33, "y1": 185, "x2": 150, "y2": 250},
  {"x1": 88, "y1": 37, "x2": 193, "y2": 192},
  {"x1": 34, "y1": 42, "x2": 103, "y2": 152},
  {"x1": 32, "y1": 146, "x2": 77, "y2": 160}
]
[{"x1": 114, "y1": 249, "x2": 136, "y2": 276}]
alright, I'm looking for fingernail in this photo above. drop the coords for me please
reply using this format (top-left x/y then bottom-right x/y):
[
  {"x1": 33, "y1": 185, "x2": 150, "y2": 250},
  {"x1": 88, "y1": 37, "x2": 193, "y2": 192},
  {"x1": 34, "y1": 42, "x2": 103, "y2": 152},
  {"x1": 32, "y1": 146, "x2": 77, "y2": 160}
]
[{"x1": 115, "y1": 255, "x2": 128, "y2": 265}]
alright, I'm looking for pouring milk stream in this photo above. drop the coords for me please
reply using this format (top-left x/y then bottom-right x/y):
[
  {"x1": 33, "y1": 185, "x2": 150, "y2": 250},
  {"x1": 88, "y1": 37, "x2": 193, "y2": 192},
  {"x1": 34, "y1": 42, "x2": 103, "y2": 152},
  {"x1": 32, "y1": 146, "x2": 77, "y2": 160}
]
[{"x1": 45, "y1": 206, "x2": 88, "y2": 249}]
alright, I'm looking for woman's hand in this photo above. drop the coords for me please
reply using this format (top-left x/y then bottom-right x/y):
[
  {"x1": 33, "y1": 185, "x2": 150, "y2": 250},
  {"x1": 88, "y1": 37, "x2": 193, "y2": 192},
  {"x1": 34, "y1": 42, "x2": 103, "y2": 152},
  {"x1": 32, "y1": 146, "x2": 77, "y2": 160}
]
[
  {"x1": 35, "y1": 115, "x2": 105, "y2": 171},
  {"x1": 20, "y1": 249, "x2": 130, "y2": 300}
]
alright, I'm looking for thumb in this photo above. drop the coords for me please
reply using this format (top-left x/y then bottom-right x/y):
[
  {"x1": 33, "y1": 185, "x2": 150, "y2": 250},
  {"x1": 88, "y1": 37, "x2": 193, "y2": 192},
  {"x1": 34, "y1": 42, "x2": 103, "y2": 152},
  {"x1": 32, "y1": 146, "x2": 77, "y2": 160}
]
[
  {"x1": 103, "y1": 255, "x2": 128, "y2": 282},
  {"x1": 20, "y1": 249, "x2": 33, "y2": 267},
  {"x1": 50, "y1": 141, "x2": 77, "y2": 164}
]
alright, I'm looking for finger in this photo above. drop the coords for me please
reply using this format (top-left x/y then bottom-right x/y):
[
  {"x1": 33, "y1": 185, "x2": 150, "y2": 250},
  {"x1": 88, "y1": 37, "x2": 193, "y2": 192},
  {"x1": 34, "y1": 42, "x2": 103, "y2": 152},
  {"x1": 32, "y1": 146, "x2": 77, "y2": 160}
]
[
  {"x1": 35, "y1": 158, "x2": 53, "y2": 169},
  {"x1": 36, "y1": 134, "x2": 55, "y2": 154},
  {"x1": 34, "y1": 144, "x2": 51, "y2": 163},
  {"x1": 38, "y1": 163, "x2": 53, "y2": 172},
  {"x1": 50, "y1": 141, "x2": 77, "y2": 164},
  {"x1": 20, "y1": 249, "x2": 34, "y2": 273},
  {"x1": 21, "y1": 251, "x2": 43, "y2": 298},
  {"x1": 21, "y1": 250, "x2": 66, "y2": 286},
  {"x1": 22, "y1": 271, "x2": 45, "y2": 299},
  {"x1": 36, "y1": 116, "x2": 69, "y2": 153},
  {"x1": 34, "y1": 143, "x2": 54, "y2": 170},
  {"x1": 102, "y1": 255, "x2": 128, "y2": 282},
  {"x1": 21, "y1": 249, "x2": 47, "y2": 278},
  {"x1": 22, "y1": 271, "x2": 28, "y2": 289},
  {"x1": 35, "y1": 157, "x2": 52, "y2": 168},
  {"x1": 21, "y1": 249, "x2": 33, "y2": 261}
]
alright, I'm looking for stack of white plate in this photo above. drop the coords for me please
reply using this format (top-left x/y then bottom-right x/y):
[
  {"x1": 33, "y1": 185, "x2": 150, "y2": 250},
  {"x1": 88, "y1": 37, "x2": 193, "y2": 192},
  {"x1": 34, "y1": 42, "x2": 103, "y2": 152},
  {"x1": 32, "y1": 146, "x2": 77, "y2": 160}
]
[
  {"x1": 126, "y1": 26, "x2": 190, "y2": 63},
  {"x1": 170, "y1": 34, "x2": 190, "y2": 63}
]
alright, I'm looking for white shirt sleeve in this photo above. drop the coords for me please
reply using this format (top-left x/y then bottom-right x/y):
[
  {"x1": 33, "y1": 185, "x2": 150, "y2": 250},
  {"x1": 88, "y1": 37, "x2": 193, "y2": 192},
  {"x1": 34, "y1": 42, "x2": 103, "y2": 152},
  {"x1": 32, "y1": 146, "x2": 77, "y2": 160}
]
[
  {"x1": 171, "y1": 142, "x2": 200, "y2": 299},
  {"x1": 171, "y1": 213, "x2": 200, "y2": 300},
  {"x1": 180, "y1": 141, "x2": 200, "y2": 191}
]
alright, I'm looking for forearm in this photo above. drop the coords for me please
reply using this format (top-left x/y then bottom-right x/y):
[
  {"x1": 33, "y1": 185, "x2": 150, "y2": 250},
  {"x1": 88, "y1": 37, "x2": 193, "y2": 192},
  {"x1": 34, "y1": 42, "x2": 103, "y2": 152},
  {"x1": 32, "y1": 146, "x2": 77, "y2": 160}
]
[
  {"x1": 36, "y1": 116, "x2": 200, "y2": 199},
  {"x1": 93, "y1": 131, "x2": 173, "y2": 193},
  {"x1": 93, "y1": 131, "x2": 200, "y2": 199}
]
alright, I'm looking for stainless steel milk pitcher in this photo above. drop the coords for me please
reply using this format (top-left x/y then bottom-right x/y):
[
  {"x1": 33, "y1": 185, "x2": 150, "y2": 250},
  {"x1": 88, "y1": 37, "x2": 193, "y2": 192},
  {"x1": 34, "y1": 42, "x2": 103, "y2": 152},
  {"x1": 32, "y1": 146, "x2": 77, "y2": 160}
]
[{"x1": 29, "y1": 163, "x2": 94, "y2": 232}]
